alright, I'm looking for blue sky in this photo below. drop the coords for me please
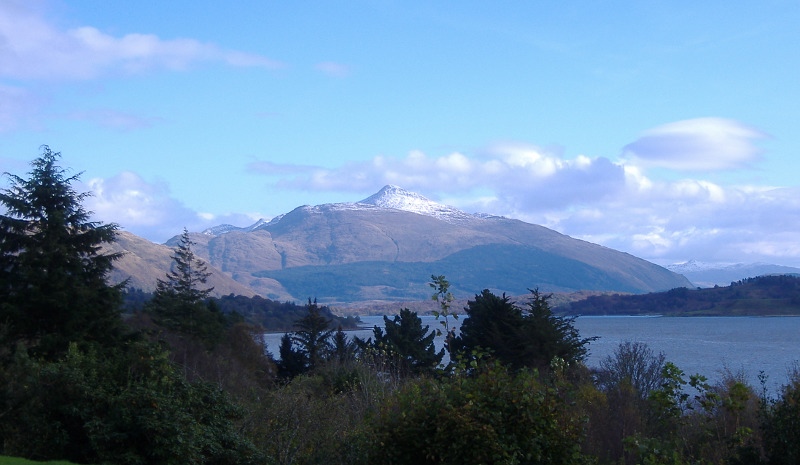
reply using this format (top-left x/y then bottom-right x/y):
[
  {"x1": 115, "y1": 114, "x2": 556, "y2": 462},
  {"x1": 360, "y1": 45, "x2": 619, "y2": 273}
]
[{"x1": 2, "y1": 0, "x2": 800, "y2": 267}]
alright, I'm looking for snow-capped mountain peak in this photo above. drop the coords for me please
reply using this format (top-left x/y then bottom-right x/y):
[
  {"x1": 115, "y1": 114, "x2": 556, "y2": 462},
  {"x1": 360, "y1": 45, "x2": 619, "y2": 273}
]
[{"x1": 358, "y1": 185, "x2": 474, "y2": 222}]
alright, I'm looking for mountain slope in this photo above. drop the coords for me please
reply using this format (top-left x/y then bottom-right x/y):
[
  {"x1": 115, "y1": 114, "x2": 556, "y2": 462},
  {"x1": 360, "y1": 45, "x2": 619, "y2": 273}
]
[
  {"x1": 667, "y1": 260, "x2": 800, "y2": 287},
  {"x1": 108, "y1": 186, "x2": 691, "y2": 303},
  {"x1": 113, "y1": 185, "x2": 692, "y2": 302},
  {"x1": 106, "y1": 231, "x2": 258, "y2": 298}
]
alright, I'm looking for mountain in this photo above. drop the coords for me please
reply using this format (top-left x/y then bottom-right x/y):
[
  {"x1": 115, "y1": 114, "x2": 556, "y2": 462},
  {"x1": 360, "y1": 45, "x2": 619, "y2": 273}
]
[
  {"x1": 666, "y1": 260, "x2": 800, "y2": 288},
  {"x1": 106, "y1": 231, "x2": 257, "y2": 298},
  {"x1": 111, "y1": 185, "x2": 692, "y2": 302}
]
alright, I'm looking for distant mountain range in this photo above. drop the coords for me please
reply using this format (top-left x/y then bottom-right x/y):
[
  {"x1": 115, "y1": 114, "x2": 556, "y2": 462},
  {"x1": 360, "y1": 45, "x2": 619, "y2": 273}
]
[
  {"x1": 666, "y1": 260, "x2": 800, "y2": 288},
  {"x1": 110, "y1": 185, "x2": 693, "y2": 302}
]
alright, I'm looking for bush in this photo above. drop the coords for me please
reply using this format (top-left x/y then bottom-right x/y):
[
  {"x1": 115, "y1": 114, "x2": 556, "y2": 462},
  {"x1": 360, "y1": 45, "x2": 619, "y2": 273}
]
[
  {"x1": 0, "y1": 341, "x2": 262, "y2": 464},
  {"x1": 361, "y1": 360, "x2": 592, "y2": 465}
]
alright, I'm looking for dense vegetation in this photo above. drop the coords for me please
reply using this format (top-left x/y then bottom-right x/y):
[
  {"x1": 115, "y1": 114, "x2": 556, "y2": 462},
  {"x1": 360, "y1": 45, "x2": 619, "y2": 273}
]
[
  {"x1": 559, "y1": 274, "x2": 800, "y2": 316},
  {"x1": 124, "y1": 289, "x2": 360, "y2": 332},
  {"x1": 3, "y1": 148, "x2": 800, "y2": 464}
]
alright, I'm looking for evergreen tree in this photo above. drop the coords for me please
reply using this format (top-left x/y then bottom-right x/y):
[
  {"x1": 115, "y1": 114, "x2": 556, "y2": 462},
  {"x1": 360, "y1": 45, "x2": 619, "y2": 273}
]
[
  {"x1": 368, "y1": 308, "x2": 444, "y2": 375},
  {"x1": 454, "y1": 288, "x2": 594, "y2": 371},
  {"x1": 154, "y1": 228, "x2": 213, "y2": 305},
  {"x1": 277, "y1": 333, "x2": 306, "y2": 379},
  {"x1": 148, "y1": 228, "x2": 222, "y2": 343},
  {"x1": 291, "y1": 299, "x2": 334, "y2": 371},
  {"x1": 0, "y1": 146, "x2": 124, "y2": 358},
  {"x1": 330, "y1": 325, "x2": 357, "y2": 363}
]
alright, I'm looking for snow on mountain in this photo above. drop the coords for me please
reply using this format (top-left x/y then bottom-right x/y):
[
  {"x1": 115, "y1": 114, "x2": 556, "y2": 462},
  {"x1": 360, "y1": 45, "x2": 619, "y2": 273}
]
[
  {"x1": 667, "y1": 260, "x2": 800, "y2": 287},
  {"x1": 357, "y1": 185, "x2": 476, "y2": 222},
  {"x1": 202, "y1": 217, "x2": 280, "y2": 236},
  {"x1": 665, "y1": 259, "x2": 735, "y2": 273},
  {"x1": 203, "y1": 185, "x2": 490, "y2": 236}
]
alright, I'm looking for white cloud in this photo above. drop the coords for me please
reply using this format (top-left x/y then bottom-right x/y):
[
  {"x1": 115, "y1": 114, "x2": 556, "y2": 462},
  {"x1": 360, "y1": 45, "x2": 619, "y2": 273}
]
[
  {"x1": 83, "y1": 172, "x2": 260, "y2": 243},
  {"x1": 0, "y1": 2, "x2": 283, "y2": 81},
  {"x1": 249, "y1": 137, "x2": 800, "y2": 266},
  {"x1": 622, "y1": 117, "x2": 767, "y2": 171}
]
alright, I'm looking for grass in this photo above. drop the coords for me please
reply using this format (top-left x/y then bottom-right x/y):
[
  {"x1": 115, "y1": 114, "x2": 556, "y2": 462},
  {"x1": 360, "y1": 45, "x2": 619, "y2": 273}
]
[{"x1": 0, "y1": 457, "x2": 79, "y2": 465}]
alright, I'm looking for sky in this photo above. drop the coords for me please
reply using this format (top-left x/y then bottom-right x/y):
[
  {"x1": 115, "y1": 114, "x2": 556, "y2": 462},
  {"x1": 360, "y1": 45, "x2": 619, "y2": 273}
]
[{"x1": 2, "y1": 0, "x2": 800, "y2": 267}]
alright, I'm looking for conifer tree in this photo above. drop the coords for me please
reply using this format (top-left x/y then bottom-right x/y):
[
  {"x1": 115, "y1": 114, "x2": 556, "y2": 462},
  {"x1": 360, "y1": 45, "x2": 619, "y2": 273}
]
[
  {"x1": 155, "y1": 228, "x2": 213, "y2": 305},
  {"x1": 368, "y1": 308, "x2": 443, "y2": 375},
  {"x1": 148, "y1": 228, "x2": 220, "y2": 341},
  {"x1": 0, "y1": 146, "x2": 124, "y2": 358},
  {"x1": 291, "y1": 299, "x2": 334, "y2": 371}
]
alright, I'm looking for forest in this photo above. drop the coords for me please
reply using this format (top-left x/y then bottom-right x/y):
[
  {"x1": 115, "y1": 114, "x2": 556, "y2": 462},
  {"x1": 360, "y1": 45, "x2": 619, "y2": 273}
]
[
  {"x1": 559, "y1": 274, "x2": 800, "y2": 316},
  {"x1": 2, "y1": 148, "x2": 799, "y2": 464}
]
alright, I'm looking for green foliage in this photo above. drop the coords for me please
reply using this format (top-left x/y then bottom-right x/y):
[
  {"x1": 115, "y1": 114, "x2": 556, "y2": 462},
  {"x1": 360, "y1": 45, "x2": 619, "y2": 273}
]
[
  {"x1": 429, "y1": 274, "x2": 458, "y2": 356},
  {"x1": 213, "y1": 294, "x2": 360, "y2": 332},
  {"x1": 277, "y1": 299, "x2": 338, "y2": 378},
  {"x1": 0, "y1": 341, "x2": 261, "y2": 464},
  {"x1": 292, "y1": 299, "x2": 334, "y2": 371},
  {"x1": 454, "y1": 288, "x2": 594, "y2": 371},
  {"x1": 0, "y1": 457, "x2": 78, "y2": 465},
  {"x1": 147, "y1": 228, "x2": 225, "y2": 346},
  {"x1": 251, "y1": 360, "x2": 389, "y2": 465},
  {"x1": 0, "y1": 146, "x2": 125, "y2": 358},
  {"x1": 361, "y1": 360, "x2": 592, "y2": 465},
  {"x1": 563, "y1": 274, "x2": 800, "y2": 316},
  {"x1": 763, "y1": 370, "x2": 800, "y2": 465},
  {"x1": 358, "y1": 308, "x2": 444, "y2": 375},
  {"x1": 277, "y1": 333, "x2": 306, "y2": 379}
]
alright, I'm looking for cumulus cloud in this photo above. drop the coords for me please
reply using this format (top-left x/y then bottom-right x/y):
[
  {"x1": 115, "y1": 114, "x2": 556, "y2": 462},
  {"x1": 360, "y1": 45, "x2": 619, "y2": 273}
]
[
  {"x1": 0, "y1": 2, "x2": 283, "y2": 81},
  {"x1": 257, "y1": 145, "x2": 627, "y2": 213},
  {"x1": 622, "y1": 118, "x2": 768, "y2": 171},
  {"x1": 82, "y1": 172, "x2": 259, "y2": 243},
  {"x1": 249, "y1": 137, "x2": 800, "y2": 266}
]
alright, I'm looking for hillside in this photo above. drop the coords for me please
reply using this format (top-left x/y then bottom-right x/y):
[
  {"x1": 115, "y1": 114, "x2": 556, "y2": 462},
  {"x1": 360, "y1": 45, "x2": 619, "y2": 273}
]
[
  {"x1": 106, "y1": 231, "x2": 258, "y2": 298},
  {"x1": 558, "y1": 274, "x2": 800, "y2": 316},
  {"x1": 111, "y1": 185, "x2": 692, "y2": 302}
]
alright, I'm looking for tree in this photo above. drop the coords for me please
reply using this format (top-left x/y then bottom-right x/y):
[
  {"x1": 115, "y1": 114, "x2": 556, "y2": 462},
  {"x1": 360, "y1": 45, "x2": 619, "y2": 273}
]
[
  {"x1": 155, "y1": 228, "x2": 214, "y2": 305},
  {"x1": 330, "y1": 325, "x2": 357, "y2": 363},
  {"x1": 0, "y1": 146, "x2": 124, "y2": 358},
  {"x1": 430, "y1": 274, "x2": 458, "y2": 356},
  {"x1": 362, "y1": 360, "x2": 592, "y2": 465},
  {"x1": 597, "y1": 341, "x2": 666, "y2": 399},
  {"x1": 453, "y1": 288, "x2": 594, "y2": 371},
  {"x1": 277, "y1": 333, "x2": 306, "y2": 379},
  {"x1": 148, "y1": 228, "x2": 223, "y2": 343},
  {"x1": 291, "y1": 299, "x2": 334, "y2": 372},
  {"x1": 361, "y1": 308, "x2": 444, "y2": 375}
]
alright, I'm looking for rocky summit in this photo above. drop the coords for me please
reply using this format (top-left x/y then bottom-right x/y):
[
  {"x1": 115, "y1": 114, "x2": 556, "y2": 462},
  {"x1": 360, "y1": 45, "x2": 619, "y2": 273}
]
[{"x1": 111, "y1": 185, "x2": 692, "y2": 302}]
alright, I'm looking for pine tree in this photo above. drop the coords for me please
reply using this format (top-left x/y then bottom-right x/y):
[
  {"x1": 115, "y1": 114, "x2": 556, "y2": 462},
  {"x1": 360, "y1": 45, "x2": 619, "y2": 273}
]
[
  {"x1": 0, "y1": 146, "x2": 124, "y2": 358},
  {"x1": 148, "y1": 228, "x2": 220, "y2": 341},
  {"x1": 291, "y1": 299, "x2": 334, "y2": 371},
  {"x1": 370, "y1": 308, "x2": 443, "y2": 375},
  {"x1": 155, "y1": 228, "x2": 213, "y2": 305}
]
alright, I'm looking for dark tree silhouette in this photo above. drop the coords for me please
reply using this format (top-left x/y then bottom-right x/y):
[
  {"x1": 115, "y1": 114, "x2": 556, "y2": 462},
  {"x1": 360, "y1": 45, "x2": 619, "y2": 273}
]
[
  {"x1": 454, "y1": 288, "x2": 594, "y2": 371},
  {"x1": 291, "y1": 299, "x2": 334, "y2": 371},
  {"x1": 147, "y1": 228, "x2": 223, "y2": 343},
  {"x1": 365, "y1": 308, "x2": 444, "y2": 375},
  {"x1": 0, "y1": 146, "x2": 124, "y2": 358}
]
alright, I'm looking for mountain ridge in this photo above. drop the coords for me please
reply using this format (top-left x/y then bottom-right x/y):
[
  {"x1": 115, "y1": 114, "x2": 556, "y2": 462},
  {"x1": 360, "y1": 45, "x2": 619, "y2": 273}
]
[{"x1": 111, "y1": 185, "x2": 693, "y2": 302}]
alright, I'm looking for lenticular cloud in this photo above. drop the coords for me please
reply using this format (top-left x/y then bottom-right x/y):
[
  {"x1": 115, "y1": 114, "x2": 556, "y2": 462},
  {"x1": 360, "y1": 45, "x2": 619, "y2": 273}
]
[{"x1": 622, "y1": 117, "x2": 767, "y2": 171}]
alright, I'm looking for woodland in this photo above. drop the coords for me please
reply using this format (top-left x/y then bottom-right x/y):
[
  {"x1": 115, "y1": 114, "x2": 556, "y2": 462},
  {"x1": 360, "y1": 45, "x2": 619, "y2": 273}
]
[{"x1": 1, "y1": 147, "x2": 799, "y2": 464}]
